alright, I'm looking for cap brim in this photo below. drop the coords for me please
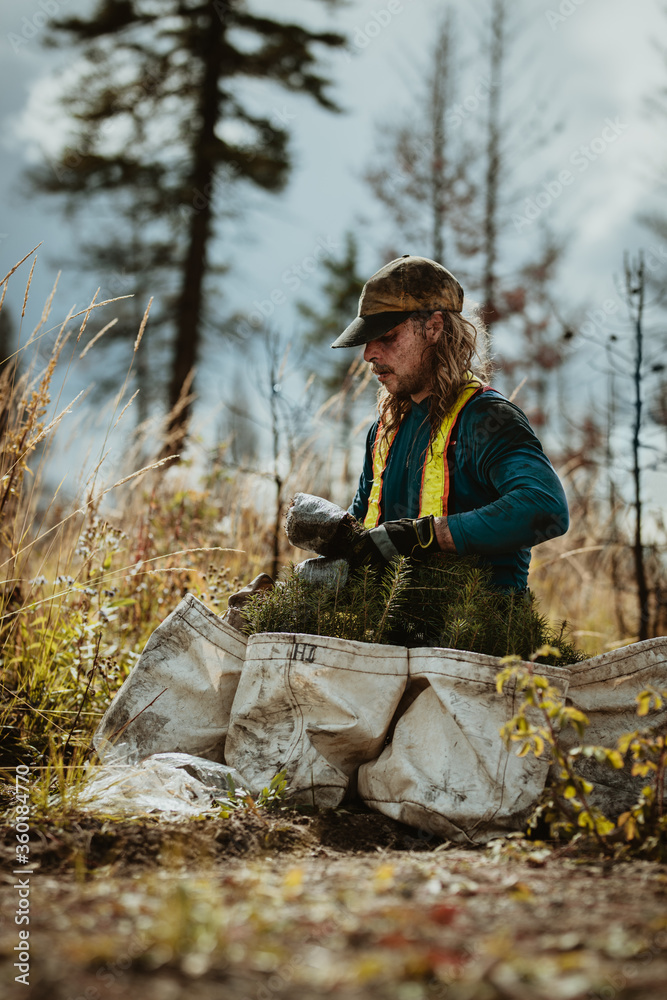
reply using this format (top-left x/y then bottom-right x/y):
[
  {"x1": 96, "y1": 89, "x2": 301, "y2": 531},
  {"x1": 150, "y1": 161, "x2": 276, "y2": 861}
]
[{"x1": 330, "y1": 311, "x2": 415, "y2": 348}]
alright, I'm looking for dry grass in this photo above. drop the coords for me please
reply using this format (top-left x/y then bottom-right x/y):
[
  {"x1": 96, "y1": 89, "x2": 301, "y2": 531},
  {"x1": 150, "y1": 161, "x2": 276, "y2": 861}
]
[
  {"x1": 529, "y1": 483, "x2": 662, "y2": 655},
  {"x1": 0, "y1": 250, "x2": 661, "y2": 797}
]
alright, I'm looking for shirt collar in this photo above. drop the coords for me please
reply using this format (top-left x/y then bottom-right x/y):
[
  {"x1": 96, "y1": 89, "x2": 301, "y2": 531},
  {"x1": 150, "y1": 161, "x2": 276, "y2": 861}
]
[{"x1": 410, "y1": 396, "x2": 431, "y2": 416}]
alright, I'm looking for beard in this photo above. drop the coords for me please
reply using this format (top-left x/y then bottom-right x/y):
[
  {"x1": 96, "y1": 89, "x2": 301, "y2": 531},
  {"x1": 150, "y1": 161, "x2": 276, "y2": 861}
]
[{"x1": 373, "y1": 356, "x2": 433, "y2": 399}]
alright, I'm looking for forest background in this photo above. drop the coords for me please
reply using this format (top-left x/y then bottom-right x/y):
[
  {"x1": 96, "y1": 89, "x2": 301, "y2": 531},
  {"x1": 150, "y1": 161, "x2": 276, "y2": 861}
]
[
  {"x1": 2, "y1": 5, "x2": 667, "y2": 999},
  {"x1": 1, "y1": 0, "x2": 667, "y2": 657}
]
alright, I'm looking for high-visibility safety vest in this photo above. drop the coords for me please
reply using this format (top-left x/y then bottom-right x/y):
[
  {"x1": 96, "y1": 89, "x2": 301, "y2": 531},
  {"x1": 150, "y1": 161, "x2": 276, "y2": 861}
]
[{"x1": 363, "y1": 378, "x2": 485, "y2": 529}]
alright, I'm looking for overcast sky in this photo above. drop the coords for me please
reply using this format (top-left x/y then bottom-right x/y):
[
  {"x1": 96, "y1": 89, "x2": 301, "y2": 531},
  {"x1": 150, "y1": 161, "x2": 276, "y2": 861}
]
[{"x1": 1, "y1": 0, "x2": 665, "y2": 476}]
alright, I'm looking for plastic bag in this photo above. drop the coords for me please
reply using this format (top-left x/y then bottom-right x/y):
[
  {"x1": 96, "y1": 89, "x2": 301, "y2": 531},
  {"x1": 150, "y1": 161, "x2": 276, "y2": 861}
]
[{"x1": 77, "y1": 751, "x2": 251, "y2": 818}]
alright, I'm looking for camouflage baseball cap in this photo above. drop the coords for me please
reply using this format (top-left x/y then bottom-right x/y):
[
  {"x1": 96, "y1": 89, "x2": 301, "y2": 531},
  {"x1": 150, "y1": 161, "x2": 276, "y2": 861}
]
[{"x1": 331, "y1": 254, "x2": 464, "y2": 349}]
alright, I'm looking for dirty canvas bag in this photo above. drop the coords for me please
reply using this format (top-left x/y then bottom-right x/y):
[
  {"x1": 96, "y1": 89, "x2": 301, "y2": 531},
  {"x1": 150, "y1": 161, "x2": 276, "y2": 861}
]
[
  {"x1": 555, "y1": 636, "x2": 667, "y2": 815},
  {"x1": 358, "y1": 647, "x2": 570, "y2": 844},
  {"x1": 225, "y1": 632, "x2": 408, "y2": 807},
  {"x1": 94, "y1": 593, "x2": 246, "y2": 763}
]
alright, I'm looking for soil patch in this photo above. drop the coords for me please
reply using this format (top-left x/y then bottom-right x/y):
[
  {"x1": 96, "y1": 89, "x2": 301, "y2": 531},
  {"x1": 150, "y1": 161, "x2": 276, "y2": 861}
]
[
  {"x1": 1, "y1": 807, "x2": 437, "y2": 876},
  {"x1": 2, "y1": 809, "x2": 667, "y2": 1000}
]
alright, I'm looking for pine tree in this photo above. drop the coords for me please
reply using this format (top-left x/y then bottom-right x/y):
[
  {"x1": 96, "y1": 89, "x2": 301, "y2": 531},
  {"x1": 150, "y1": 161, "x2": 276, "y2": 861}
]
[
  {"x1": 297, "y1": 231, "x2": 372, "y2": 490},
  {"x1": 241, "y1": 555, "x2": 582, "y2": 662},
  {"x1": 31, "y1": 0, "x2": 346, "y2": 456},
  {"x1": 298, "y1": 231, "x2": 366, "y2": 395}
]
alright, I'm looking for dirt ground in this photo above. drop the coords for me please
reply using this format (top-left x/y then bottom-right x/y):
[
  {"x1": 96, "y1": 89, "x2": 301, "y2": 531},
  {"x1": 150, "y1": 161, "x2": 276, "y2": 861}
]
[{"x1": 2, "y1": 808, "x2": 667, "y2": 1000}]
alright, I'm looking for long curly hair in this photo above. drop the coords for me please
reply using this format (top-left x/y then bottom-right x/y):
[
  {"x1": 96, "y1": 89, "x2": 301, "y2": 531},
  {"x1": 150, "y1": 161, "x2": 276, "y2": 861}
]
[{"x1": 377, "y1": 309, "x2": 491, "y2": 447}]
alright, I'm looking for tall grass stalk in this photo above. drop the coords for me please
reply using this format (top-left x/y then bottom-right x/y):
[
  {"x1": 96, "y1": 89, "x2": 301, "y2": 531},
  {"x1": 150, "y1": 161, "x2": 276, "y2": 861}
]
[{"x1": 0, "y1": 257, "x2": 329, "y2": 809}]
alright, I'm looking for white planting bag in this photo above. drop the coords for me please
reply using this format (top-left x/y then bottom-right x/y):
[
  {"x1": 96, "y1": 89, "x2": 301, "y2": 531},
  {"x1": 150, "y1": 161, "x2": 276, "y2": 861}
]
[
  {"x1": 94, "y1": 593, "x2": 246, "y2": 763},
  {"x1": 358, "y1": 648, "x2": 570, "y2": 844},
  {"x1": 225, "y1": 632, "x2": 408, "y2": 807},
  {"x1": 556, "y1": 637, "x2": 667, "y2": 815}
]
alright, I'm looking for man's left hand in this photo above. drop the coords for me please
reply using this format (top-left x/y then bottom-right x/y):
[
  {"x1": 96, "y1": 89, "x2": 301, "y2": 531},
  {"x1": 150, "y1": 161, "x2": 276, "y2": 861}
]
[{"x1": 351, "y1": 515, "x2": 442, "y2": 567}]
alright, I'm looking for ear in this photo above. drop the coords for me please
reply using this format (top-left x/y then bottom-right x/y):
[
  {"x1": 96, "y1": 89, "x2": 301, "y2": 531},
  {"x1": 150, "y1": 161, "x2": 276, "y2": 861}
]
[{"x1": 424, "y1": 311, "x2": 444, "y2": 343}]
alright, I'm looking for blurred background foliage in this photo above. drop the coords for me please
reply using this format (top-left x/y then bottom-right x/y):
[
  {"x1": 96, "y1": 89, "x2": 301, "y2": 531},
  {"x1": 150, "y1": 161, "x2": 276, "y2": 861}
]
[{"x1": 1, "y1": 0, "x2": 666, "y2": 775}]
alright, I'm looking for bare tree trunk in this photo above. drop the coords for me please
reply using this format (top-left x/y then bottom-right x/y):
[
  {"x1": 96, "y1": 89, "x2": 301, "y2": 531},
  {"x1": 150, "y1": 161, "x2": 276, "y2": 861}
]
[
  {"x1": 605, "y1": 339, "x2": 628, "y2": 636},
  {"x1": 0, "y1": 308, "x2": 18, "y2": 446},
  {"x1": 625, "y1": 253, "x2": 651, "y2": 641},
  {"x1": 363, "y1": 12, "x2": 474, "y2": 274},
  {"x1": 428, "y1": 14, "x2": 453, "y2": 262},
  {"x1": 481, "y1": 0, "x2": 505, "y2": 346},
  {"x1": 163, "y1": 4, "x2": 223, "y2": 457},
  {"x1": 268, "y1": 341, "x2": 283, "y2": 581}
]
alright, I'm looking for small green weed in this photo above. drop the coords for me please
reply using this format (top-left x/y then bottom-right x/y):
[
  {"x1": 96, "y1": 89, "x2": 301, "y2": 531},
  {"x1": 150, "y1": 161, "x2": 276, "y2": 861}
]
[
  {"x1": 498, "y1": 656, "x2": 667, "y2": 858},
  {"x1": 218, "y1": 770, "x2": 289, "y2": 818}
]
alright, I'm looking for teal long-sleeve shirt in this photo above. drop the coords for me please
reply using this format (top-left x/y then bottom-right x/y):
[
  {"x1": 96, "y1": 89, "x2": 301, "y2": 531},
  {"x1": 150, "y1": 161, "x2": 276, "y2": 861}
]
[{"x1": 348, "y1": 390, "x2": 569, "y2": 590}]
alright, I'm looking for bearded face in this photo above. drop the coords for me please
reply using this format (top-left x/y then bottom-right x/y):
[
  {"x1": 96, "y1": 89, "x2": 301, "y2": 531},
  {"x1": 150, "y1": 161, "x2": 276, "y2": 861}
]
[{"x1": 363, "y1": 316, "x2": 439, "y2": 403}]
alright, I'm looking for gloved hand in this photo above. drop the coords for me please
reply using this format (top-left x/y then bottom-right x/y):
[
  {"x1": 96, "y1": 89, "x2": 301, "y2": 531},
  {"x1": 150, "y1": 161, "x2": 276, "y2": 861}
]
[
  {"x1": 224, "y1": 573, "x2": 274, "y2": 631},
  {"x1": 285, "y1": 493, "x2": 359, "y2": 556},
  {"x1": 284, "y1": 494, "x2": 441, "y2": 568},
  {"x1": 347, "y1": 515, "x2": 441, "y2": 568}
]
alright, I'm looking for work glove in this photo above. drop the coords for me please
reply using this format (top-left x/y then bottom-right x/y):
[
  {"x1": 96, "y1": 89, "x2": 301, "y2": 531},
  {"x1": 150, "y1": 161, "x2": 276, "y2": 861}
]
[
  {"x1": 285, "y1": 494, "x2": 441, "y2": 568},
  {"x1": 347, "y1": 515, "x2": 441, "y2": 568},
  {"x1": 319, "y1": 512, "x2": 441, "y2": 568},
  {"x1": 224, "y1": 573, "x2": 274, "y2": 631},
  {"x1": 286, "y1": 493, "x2": 353, "y2": 553}
]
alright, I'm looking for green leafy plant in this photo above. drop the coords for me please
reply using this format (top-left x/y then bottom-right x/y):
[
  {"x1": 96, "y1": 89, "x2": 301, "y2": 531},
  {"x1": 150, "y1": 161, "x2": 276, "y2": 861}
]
[
  {"x1": 498, "y1": 658, "x2": 667, "y2": 858},
  {"x1": 218, "y1": 771, "x2": 289, "y2": 819},
  {"x1": 614, "y1": 687, "x2": 667, "y2": 853}
]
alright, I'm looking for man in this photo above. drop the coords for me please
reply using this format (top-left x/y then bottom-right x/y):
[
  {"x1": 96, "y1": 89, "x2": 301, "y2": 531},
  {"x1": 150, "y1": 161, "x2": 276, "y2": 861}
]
[{"x1": 328, "y1": 254, "x2": 569, "y2": 592}]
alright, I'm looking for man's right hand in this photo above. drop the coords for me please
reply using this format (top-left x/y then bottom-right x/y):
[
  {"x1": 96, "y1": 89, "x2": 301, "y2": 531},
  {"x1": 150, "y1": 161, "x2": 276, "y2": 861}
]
[{"x1": 285, "y1": 494, "x2": 445, "y2": 569}]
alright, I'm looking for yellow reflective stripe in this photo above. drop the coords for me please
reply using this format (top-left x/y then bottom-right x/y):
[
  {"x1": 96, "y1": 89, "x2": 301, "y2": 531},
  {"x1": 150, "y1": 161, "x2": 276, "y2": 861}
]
[
  {"x1": 364, "y1": 423, "x2": 398, "y2": 528},
  {"x1": 419, "y1": 379, "x2": 482, "y2": 518},
  {"x1": 363, "y1": 379, "x2": 483, "y2": 527}
]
